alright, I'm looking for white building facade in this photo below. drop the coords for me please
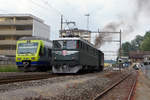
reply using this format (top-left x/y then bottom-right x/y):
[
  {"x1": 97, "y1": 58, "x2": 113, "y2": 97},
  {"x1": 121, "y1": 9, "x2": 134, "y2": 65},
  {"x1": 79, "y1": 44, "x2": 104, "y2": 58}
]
[{"x1": 0, "y1": 14, "x2": 50, "y2": 56}]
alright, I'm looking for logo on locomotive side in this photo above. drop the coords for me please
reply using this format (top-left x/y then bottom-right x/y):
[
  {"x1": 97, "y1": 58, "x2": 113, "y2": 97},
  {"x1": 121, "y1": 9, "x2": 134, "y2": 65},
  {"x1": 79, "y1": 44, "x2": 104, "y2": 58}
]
[{"x1": 62, "y1": 50, "x2": 67, "y2": 56}]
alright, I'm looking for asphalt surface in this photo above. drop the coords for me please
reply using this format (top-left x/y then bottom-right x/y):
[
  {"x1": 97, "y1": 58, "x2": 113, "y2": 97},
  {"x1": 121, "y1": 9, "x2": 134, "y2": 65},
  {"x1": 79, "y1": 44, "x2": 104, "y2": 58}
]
[
  {"x1": 141, "y1": 64, "x2": 150, "y2": 79},
  {"x1": 134, "y1": 70, "x2": 150, "y2": 100}
]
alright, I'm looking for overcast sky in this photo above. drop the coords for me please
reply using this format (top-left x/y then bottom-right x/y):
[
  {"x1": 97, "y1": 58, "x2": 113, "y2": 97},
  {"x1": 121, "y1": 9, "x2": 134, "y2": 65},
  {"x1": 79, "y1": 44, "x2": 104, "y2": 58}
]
[{"x1": 0, "y1": 0, "x2": 150, "y2": 60}]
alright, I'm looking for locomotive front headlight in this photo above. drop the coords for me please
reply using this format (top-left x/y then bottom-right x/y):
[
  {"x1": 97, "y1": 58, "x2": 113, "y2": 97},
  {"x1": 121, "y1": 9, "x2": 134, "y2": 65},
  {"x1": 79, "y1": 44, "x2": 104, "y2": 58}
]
[
  {"x1": 17, "y1": 58, "x2": 21, "y2": 60},
  {"x1": 31, "y1": 57, "x2": 35, "y2": 60}
]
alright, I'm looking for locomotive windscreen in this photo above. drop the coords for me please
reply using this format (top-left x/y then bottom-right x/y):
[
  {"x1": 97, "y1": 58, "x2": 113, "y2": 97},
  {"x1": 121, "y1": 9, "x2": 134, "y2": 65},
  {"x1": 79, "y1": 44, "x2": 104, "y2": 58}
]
[
  {"x1": 17, "y1": 42, "x2": 38, "y2": 54},
  {"x1": 53, "y1": 40, "x2": 77, "y2": 49}
]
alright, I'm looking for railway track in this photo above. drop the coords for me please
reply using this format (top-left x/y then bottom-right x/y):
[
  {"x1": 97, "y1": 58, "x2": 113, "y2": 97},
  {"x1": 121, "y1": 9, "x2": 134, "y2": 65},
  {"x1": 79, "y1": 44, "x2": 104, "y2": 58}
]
[
  {"x1": 0, "y1": 72, "x2": 100, "y2": 85},
  {"x1": 0, "y1": 73, "x2": 58, "y2": 85},
  {"x1": 93, "y1": 71, "x2": 138, "y2": 100}
]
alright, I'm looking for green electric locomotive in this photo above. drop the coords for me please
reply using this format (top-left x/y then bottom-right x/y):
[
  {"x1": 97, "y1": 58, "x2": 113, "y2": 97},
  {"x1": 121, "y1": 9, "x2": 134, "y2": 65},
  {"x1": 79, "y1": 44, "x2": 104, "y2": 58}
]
[{"x1": 52, "y1": 37, "x2": 104, "y2": 73}]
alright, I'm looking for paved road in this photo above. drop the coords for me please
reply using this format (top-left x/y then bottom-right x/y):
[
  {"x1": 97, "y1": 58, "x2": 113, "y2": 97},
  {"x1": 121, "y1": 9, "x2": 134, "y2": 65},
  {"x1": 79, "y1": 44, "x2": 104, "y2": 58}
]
[{"x1": 141, "y1": 64, "x2": 150, "y2": 79}]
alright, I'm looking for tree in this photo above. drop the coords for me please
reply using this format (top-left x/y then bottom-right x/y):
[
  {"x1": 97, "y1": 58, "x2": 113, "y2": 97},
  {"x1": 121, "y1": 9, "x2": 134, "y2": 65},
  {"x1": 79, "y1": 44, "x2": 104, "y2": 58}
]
[
  {"x1": 122, "y1": 42, "x2": 132, "y2": 56},
  {"x1": 144, "y1": 31, "x2": 150, "y2": 39},
  {"x1": 121, "y1": 35, "x2": 144, "y2": 56},
  {"x1": 140, "y1": 31, "x2": 150, "y2": 51},
  {"x1": 130, "y1": 35, "x2": 144, "y2": 50}
]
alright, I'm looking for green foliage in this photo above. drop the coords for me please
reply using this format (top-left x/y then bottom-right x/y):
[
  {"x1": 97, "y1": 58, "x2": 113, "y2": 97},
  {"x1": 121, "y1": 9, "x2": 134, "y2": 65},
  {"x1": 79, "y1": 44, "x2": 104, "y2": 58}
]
[
  {"x1": 122, "y1": 42, "x2": 132, "y2": 56},
  {"x1": 0, "y1": 65, "x2": 19, "y2": 72},
  {"x1": 144, "y1": 31, "x2": 150, "y2": 39},
  {"x1": 131, "y1": 35, "x2": 144, "y2": 50},
  {"x1": 140, "y1": 31, "x2": 150, "y2": 51},
  {"x1": 122, "y1": 35, "x2": 144, "y2": 56},
  {"x1": 121, "y1": 31, "x2": 150, "y2": 57}
]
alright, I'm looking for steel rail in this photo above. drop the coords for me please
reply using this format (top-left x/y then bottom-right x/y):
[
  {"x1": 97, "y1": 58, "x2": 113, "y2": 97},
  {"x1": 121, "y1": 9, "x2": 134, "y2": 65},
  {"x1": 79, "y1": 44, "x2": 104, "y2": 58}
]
[
  {"x1": 0, "y1": 74, "x2": 58, "y2": 85},
  {"x1": 93, "y1": 73, "x2": 132, "y2": 100},
  {"x1": 127, "y1": 72, "x2": 138, "y2": 100}
]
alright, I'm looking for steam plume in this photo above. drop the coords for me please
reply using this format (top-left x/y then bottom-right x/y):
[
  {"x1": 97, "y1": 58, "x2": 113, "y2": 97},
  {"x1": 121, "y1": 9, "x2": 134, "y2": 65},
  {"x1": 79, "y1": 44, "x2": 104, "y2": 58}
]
[{"x1": 94, "y1": 0, "x2": 150, "y2": 48}]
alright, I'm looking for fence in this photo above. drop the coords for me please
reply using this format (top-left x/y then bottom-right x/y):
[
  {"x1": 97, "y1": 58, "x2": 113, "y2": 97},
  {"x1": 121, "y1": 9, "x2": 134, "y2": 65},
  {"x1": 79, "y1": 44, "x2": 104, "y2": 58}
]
[{"x1": 0, "y1": 56, "x2": 16, "y2": 65}]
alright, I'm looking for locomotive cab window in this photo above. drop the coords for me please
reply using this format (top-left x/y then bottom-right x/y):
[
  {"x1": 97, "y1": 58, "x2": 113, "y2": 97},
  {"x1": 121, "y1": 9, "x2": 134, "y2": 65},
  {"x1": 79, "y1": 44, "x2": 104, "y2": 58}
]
[
  {"x1": 17, "y1": 42, "x2": 38, "y2": 54},
  {"x1": 53, "y1": 40, "x2": 77, "y2": 49}
]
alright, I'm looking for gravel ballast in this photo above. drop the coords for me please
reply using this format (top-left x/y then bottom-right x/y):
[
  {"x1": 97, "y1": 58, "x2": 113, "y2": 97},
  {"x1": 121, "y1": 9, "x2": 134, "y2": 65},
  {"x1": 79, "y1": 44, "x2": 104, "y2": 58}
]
[{"x1": 0, "y1": 70, "x2": 130, "y2": 100}]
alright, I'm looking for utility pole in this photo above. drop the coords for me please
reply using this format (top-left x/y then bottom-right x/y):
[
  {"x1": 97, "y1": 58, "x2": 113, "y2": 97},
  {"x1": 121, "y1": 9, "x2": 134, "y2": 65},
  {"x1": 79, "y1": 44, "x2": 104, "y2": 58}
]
[
  {"x1": 119, "y1": 30, "x2": 122, "y2": 71},
  {"x1": 119, "y1": 30, "x2": 122, "y2": 58},
  {"x1": 60, "y1": 15, "x2": 63, "y2": 37},
  {"x1": 61, "y1": 15, "x2": 63, "y2": 30},
  {"x1": 85, "y1": 14, "x2": 90, "y2": 31}
]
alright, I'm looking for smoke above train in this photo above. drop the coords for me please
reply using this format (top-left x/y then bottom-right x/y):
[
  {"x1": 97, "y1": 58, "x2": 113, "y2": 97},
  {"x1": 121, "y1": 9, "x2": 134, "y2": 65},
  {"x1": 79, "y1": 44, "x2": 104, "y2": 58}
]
[{"x1": 94, "y1": 0, "x2": 150, "y2": 48}]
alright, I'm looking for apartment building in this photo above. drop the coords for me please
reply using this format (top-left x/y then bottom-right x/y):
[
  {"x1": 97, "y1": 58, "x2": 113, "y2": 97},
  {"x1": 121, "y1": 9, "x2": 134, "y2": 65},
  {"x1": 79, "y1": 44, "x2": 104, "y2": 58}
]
[
  {"x1": 0, "y1": 14, "x2": 50, "y2": 57},
  {"x1": 60, "y1": 29, "x2": 91, "y2": 42}
]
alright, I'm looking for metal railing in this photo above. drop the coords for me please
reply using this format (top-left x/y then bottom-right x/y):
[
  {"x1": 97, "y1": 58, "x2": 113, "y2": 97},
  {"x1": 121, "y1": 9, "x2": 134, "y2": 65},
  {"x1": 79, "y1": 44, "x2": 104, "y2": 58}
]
[
  {"x1": 0, "y1": 30, "x2": 32, "y2": 35},
  {"x1": 0, "y1": 20, "x2": 33, "y2": 25}
]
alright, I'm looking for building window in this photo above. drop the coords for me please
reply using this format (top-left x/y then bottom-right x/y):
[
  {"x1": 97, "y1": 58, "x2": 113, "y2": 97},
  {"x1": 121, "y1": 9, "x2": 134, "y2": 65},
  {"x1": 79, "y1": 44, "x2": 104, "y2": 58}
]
[
  {"x1": 0, "y1": 26, "x2": 15, "y2": 30},
  {"x1": 0, "y1": 36, "x2": 5, "y2": 40},
  {"x1": 0, "y1": 17, "x2": 13, "y2": 21},
  {"x1": 0, "y1": 35, "x2": 27, "y2": 40},
  {"x1": 16, "y1": 17, "x2": 31, "y2": 20},
  {"x1": 16, "y1": 25, "x2": 32, "y2": 30},
  {"x1": 0, "y1": 45, "x2": 16, "y2": 50},
  {"x1": 0, "y1": 18, "x2": 5, "y2": 22}
]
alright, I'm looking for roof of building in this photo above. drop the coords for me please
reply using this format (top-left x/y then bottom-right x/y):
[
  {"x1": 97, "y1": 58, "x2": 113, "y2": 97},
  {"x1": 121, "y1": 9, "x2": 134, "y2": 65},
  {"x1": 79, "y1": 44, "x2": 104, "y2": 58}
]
[
  {"x1": 0, "y1": 13, "x2": 43, "y2": 23},
  {"x1": 129, "y1": 51, "x2": 150, "y2": 59}
]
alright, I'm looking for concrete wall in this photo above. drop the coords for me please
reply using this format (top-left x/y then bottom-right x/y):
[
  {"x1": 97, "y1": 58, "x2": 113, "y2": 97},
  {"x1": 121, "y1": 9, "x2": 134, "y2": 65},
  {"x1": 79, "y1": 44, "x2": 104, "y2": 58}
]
[{"x1": 33, "y1": 20, "x2": 50, "y2": 40}]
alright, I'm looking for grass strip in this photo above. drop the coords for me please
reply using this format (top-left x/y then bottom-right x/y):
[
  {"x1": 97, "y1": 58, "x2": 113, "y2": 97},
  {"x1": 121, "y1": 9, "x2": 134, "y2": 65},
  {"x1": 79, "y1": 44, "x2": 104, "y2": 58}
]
[{"x1": 0, "y1": 65, "x2": 19, "y2": 72}]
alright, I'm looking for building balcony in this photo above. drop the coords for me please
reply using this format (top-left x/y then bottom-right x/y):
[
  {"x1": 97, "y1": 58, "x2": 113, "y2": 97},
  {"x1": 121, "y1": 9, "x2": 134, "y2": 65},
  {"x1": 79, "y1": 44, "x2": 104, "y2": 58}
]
[
  {"x1": 0, "y1": 30, "x2": 32, "y2": 36},
  {"x1": 0, "y1": 40, "x2": 16, "y2": 45},
  {"x1": 81, "y1": 35, "x2": 91, "y2": 38},
  {"x1": 0, "y1": 20, "x2": 33, "y2": 25},
  {"x1": 81, "y1": 33, "x2": 91, "y2": 36},
  {"x1": 0, "y1": 50, "x2": 16, "y2": 56}
]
